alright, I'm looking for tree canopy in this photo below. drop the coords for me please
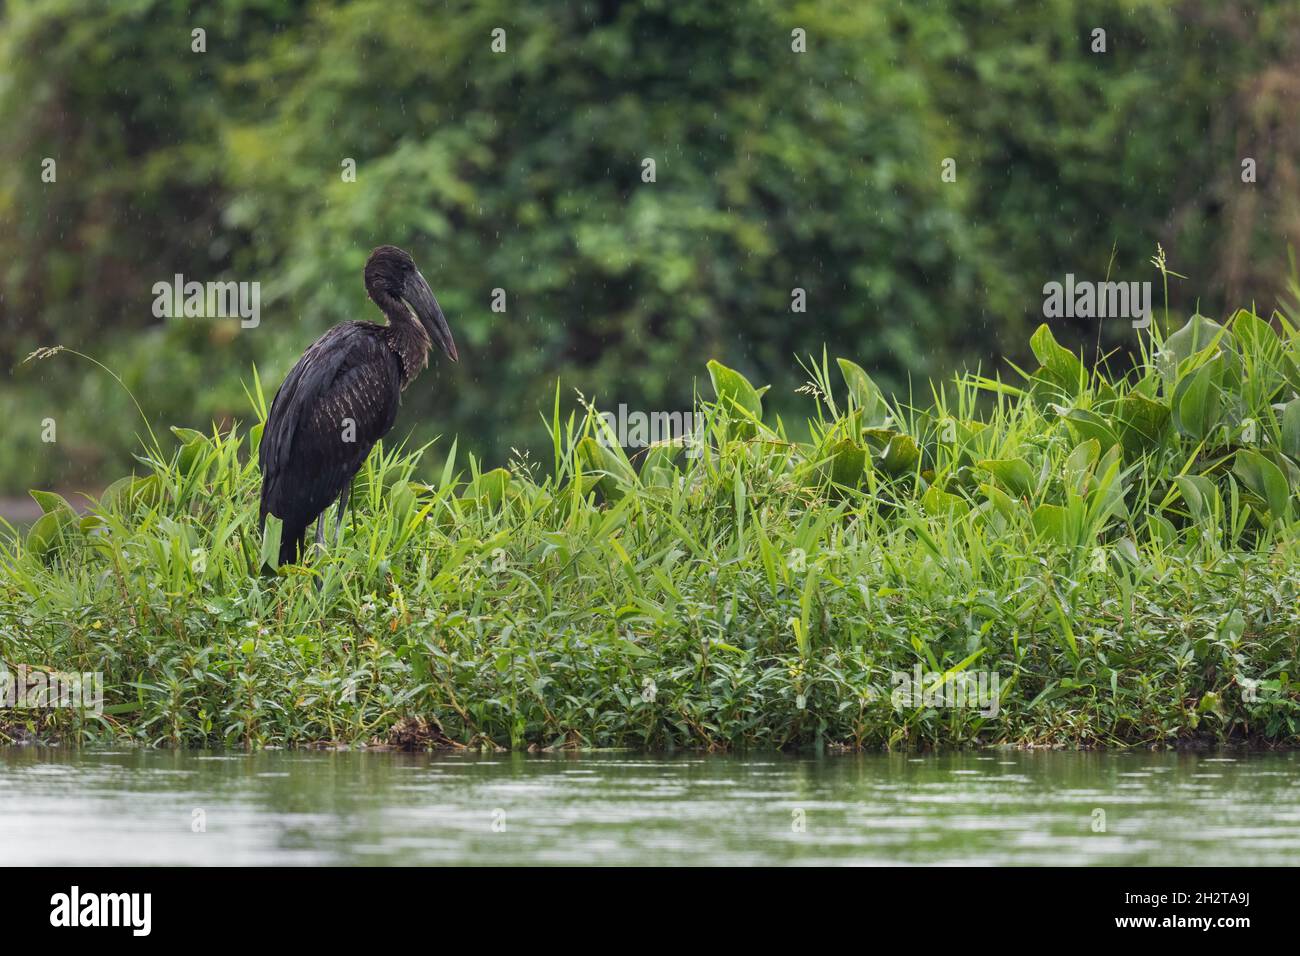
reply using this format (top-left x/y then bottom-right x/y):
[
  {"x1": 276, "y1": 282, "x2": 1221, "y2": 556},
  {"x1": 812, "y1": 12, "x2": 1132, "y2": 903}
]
[{"x1": 2, "y1": 0, "x2": 1298, "y2": 491}]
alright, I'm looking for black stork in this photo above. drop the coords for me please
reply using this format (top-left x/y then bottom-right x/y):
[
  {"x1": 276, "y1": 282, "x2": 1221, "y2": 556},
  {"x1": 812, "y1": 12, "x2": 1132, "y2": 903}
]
[{"x1": 258, "y1": 245, "x2": 458, "y2": 566}]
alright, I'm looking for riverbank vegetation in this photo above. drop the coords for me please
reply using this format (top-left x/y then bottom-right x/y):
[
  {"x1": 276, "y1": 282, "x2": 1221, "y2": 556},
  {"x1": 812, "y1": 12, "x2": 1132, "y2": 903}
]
[{"x1": 2, "y1": 311, "x2": 1299, "y2": 750}]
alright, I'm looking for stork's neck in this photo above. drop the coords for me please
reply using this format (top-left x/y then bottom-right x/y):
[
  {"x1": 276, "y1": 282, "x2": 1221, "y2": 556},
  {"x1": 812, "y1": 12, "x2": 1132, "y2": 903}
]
[{"x1": 373, "y1": 290, "x2": 431, "y2": 389}]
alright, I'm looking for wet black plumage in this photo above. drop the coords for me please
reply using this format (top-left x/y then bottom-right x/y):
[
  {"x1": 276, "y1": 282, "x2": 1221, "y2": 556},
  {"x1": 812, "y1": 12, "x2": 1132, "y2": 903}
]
[{"x1": 259, "y1": 246, "x2": 458, "y2": 566}]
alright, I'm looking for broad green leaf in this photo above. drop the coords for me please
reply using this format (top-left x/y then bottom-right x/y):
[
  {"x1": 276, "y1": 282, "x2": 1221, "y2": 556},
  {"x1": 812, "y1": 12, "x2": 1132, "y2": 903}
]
[
  {"x1": 79, "y1": 513, "x2": 109, "y2": 535},
  {"x1": 388, "y1": 478, "x2": 417, "y2": 522},
  {"x1": 1114, "y1": 393, "x2": 1170, "y2": 457},
  {"x1": 259, "y1": 514, "x2": 283, "y2": 570},
  {"x1": 26, "y1": 509, "x2": 76, "y2": 561},
  {"x1": 878, "y1": 433, "x2": 920, "y2": 476},
  {"x1": 476, "y1": 468, "x2": 511, "y2": 508},
  {"x1": 129, "y1": 475, "x2": 163, "y2": 508},
  {"x1": 1280, "y1": 397, "x2": 1300, "y2": 460},
  {"x1": 98, "y1": 476, "x2": 137, "y2": 512},
  {"x1": 1031, "y1": 503, "x2": 1071, "y2": 544},
  {"x1": 978, "y1": 458, "x2": 1036, "y2": 498},
  {"x1": 1063, "y1": 439, "x2": 1100, "y2": 490},
  {"x1": 1232, "y1": 310, "x2": 1284, "y2": 371},
  {"x1": 97, "y1": 474, "x2": 162, "y2": 512},
  {"x1": 922, "y1": 484, "x2": 969, "y2": 517},
  {"x1": 980, "y1": 482, "x2": 1020, "y2": 522},
  {"x1": 836, "y1": 358, "x2": 887, "y2": 426},
  {"x1": 29, "y1": 490, "x2": 75, "y2": 516},
  {"x1": 639, "y1": 443, "x2": 681, "y2": 479},
  {"x1": 170, "y1": 426, "x2": 207, "y2": 444},
  {"x1": 1233, "y1": 449, "x2": 1292, "y2": 522},
  {"x1": 825, "y1": 438, "x2": 866, "y2": 488},
  {"x1": 1282, "y1": 354, "x2": 1300, "y2": 394},
  {"x1": 1164, "y1": 314, "x2": 1230, "y2": 369},
  {"x1": 1146, "y1": 513, "x2": 1177, "y2": 548},
  {"x1": 177, "y1": 437, "x2": 211, "y2": 477},
  {"x1": 1173, "y1": 475, "x2": 1217, "y2": 522},
  {"x1": 577, "y1": 437, "x2": 635, "y2": 501},
  {"x1": 1029, "y1": 323, "x2": 1086, "y2": 395},
  {"x1": 1172, "y1": 355, "x2": 1224, "y2": 440},
  {"x1": 1054, "y1": 406, "x2": 1120, "y2": 452},
  {"x1": 706, "y1": 360, "x2": 763, "y2": 420}
]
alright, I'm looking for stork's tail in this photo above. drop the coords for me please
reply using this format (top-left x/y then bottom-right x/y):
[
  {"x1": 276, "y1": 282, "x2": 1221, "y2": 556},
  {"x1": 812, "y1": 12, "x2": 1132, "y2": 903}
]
[{"x1": 279, "y1": 523, "x2": 307, "y2": 567}]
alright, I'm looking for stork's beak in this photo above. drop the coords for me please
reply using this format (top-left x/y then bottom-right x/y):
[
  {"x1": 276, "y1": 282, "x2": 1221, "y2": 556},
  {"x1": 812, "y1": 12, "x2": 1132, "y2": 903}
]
[{"x1": 403, "y1": 270, "x2": 458, "y2": 362}]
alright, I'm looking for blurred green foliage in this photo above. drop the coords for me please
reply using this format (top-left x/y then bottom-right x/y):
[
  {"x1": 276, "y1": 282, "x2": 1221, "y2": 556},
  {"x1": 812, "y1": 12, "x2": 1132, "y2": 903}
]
[{"x1": 2, "y1": 0, "x2": 1298, "y2": 494}]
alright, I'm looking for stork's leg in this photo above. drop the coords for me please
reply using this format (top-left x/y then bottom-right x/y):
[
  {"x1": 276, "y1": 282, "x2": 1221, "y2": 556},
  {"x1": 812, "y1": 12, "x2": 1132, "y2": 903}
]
[
  {"x1": 334, "y1": 483, "x2": 351, "y2": 547},
  {"x1": 309, "y1": 515, "x2": 328, "y2": 591}
]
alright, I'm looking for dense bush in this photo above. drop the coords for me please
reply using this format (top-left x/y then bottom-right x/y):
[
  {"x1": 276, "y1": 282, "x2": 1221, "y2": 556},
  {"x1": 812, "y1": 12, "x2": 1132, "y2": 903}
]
[{"x1": 2, "y1": 0, "x2": 1299, "y2": 494}]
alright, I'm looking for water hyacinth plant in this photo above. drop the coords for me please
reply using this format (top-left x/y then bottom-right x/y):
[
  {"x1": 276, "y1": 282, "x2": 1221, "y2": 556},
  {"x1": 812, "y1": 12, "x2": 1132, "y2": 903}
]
[{"x1": 2, "y1": 311, "x2": 1298, "y2": 750}]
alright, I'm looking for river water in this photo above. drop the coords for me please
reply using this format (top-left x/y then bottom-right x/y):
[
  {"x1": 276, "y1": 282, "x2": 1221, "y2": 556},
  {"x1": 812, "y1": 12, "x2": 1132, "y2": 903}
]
[{"x1": 1, "y1": 748, "x2": 1296, "y2": 865}]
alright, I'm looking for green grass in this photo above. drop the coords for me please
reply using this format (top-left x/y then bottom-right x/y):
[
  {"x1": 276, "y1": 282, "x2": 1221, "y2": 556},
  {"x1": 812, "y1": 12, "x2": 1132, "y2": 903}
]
[{"x1": 3, "y1": 309, "x2": 1299, "y2": 750}]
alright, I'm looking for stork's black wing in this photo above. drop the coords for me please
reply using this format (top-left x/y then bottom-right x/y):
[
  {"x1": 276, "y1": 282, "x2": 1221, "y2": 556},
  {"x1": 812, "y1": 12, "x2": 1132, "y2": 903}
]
[{"x1": 258, "y1": 322, "x2": 401, "y2": 562}]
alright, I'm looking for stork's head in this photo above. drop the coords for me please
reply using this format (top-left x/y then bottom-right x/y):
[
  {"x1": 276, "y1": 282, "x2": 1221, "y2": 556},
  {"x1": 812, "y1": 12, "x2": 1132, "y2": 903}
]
[{"x1": 365, "y1": 245, "x2": 458, "y2": 362}]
